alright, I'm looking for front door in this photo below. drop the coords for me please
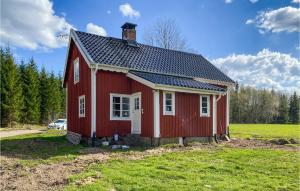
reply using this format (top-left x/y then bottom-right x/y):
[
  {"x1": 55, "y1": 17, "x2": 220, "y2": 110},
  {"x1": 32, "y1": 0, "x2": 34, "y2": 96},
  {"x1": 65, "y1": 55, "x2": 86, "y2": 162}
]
[{"x1": 131, "y1": 93, "x2": 141, "y2": 134}]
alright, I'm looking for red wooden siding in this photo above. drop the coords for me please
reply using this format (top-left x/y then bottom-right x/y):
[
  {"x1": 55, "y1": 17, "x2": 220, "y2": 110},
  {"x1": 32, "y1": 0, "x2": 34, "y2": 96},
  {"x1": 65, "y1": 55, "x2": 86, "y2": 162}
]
[
  {"x1": 217, "y1": 95, "x2": 227, "y2": 134},
  {"x1": 66, "y1": 40, "x2": 91, "y2": 137},
  {"x1": 131, "y1": 80, "x2": 154, "y2": 137},
  {"x1": 160, "y1": 92, "x2": 213, "y2": 137},
  {"x1": 96, "y1": 70, "x2": 131, "y2": 137}
]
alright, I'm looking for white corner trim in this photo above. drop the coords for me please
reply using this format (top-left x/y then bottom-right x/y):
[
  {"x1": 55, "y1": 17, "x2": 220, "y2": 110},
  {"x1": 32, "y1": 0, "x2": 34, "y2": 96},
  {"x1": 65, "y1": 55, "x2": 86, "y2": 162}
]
[
  {"x1": 153, "y1": 90, "x2": 160, "y2": 138},
  {"x1": 163, "y1": 91, "x2": 175, "y2": 116},
  {"x1": 91, "y1": 68, "x2": 97, "y2": 137},
  {"x1": 65, "y1": 85, "x2": 68, "y2": 119},
  {"x1": 213, "y1": 95, "x2": 217, "y2": 135},
  {"x1": 200, "y1": 95, "x2": 210, "y2": 117},
  {"x1": 226, "y1": 90, "x2": 230, "y2": 132},
  {"x1": 78, "y1": 95, "x2": 85, "y2": 118}
]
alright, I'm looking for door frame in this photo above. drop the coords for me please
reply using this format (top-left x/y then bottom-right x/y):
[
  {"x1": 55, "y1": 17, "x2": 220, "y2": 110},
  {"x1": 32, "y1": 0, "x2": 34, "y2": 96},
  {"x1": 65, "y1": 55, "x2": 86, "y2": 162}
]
[{"x1": 131, "y1": 92, "x2": 141, "y2": 134}]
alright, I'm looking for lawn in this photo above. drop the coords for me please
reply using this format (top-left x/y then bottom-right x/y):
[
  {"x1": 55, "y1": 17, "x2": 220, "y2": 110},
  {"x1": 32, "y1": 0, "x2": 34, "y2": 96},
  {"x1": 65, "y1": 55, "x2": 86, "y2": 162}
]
[
  {"x1": 65, "y1": 147, "x2": 299, "y2": 191},
  {"x1": 230, "y1": 124, "x2": 300, "y2": 141}
]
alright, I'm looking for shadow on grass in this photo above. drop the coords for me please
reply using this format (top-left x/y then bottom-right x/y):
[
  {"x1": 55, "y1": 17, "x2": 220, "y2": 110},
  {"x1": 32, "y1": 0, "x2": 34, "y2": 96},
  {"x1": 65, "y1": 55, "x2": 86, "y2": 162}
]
[{"x1": 0, "y1": 130, "x2": 151, "y2": 161}]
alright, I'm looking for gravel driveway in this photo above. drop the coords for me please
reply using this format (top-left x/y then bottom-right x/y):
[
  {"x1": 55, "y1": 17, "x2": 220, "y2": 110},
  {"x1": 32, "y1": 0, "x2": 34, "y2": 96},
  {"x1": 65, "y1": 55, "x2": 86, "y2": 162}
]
[{"x1": 0, "y1": 130, "x2": 42, "y2": 138}]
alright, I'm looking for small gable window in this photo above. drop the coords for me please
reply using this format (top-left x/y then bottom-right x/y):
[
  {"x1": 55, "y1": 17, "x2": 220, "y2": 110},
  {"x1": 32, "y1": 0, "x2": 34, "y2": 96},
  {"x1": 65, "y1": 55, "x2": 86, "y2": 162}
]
[
  {"x1": 79, "y1": 95, "x2": 85, "y2": 118},
  {"x1": 200, "y1": 95, "x2": 210, "y2": 117},
  {"x1": 74, "y1": 58, "x2": 79, "y2": 84},
  {"x1": 163, "y1": 92, "x2": 175, "y2": 115}
]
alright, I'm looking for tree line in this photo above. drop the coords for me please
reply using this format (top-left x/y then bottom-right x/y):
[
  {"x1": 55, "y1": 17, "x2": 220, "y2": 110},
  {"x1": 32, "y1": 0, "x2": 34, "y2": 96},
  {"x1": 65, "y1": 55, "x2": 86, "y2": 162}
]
[
  {"x1": 230, "y1": 85, "x2": 300, "y2": 124},
  {"x1": 1, "y1": 47, "x2": 65, "y2": 127}
]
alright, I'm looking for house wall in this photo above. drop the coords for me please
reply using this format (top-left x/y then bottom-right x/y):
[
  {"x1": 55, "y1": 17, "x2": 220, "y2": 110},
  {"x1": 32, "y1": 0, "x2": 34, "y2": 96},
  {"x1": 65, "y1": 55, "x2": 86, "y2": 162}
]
[
  {"x1": 65, "y1": 40, "x2": 91, "y2": 137},
  {"x1": 159, "y1": 92, "x2": 213, "y2": 137},
  {"x1": 217, "y1": 94, "x2": 227, "y2": 134},
  {"x1": 95, "y1": 70, "x2": 154, "y2": 137},
  {"x1": 96, "y1": 70, "x2": 131, "y2": 137}
]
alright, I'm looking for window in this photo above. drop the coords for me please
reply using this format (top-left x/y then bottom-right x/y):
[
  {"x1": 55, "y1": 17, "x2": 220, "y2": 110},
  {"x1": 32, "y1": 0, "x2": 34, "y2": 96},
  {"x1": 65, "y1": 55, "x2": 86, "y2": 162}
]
[
  {"x1": 200, "y1": 95, "x2": 210, "y2": 117},
  {"x1": 134, "y1": 97, "x2": 140, "y2": 110},
  {"x1": 110, "y1": 94, "x2": 131, "y2": 120},
  {"x1": 74, "y1": 58, "x2": 79, "y2": 83},
  {"x1": 79, "y1": 95, "x2": 85, "y2": 117},
  {"x1": 163, "y1": 92, "x2": 175, "y2": 115}
]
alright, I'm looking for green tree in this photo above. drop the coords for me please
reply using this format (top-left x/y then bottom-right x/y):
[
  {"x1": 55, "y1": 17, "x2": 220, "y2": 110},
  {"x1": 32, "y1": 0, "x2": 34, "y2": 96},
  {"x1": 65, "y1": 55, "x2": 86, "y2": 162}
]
[
  {"x1": 47, "y1": 72, "x2": 61, "y2": 121},
  {"x1": 289, "y1": 92, "x2": 300, "y2": 124},
  {"x1": 277, "y1": 94, "x2": 289, "y2": 124},
  {"x1": 58, "y1": 73, "x2": 66, "y2": 118},
  {"x1": 39, "y1": 67, "x2": 49, "y2": 124},
  {"x1": 0, "y1": 47, "x2": 23, "y2": 127},
  {"x1": 22, "y1": 58, "x2": 40, "y2": 123}
]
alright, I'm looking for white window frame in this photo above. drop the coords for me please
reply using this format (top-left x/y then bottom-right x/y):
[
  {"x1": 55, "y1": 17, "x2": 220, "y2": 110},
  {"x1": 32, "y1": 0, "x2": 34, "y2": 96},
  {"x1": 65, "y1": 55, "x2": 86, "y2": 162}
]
[
  {"x1": 163, "y1": 91, "x2": 175, "y2": 116},
  {"x1": 73, "y1": 57, "x2": 79, "y2": 84},
  {"x1": 110, "y1": 93, "x2": 131, "y2": 120},
  {"x1": 79, "y1": 95, "x2": 85, "y2": 118},
  {"x1": 200, "y1": 95, "x2": 210, "y2": 117}
]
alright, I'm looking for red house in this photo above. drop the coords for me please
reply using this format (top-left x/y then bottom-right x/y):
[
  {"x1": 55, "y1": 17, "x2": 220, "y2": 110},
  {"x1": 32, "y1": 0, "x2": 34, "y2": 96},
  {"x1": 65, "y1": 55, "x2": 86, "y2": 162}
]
[{"x1": 63, "y1": 23, "x2": 235, "y2": 146}]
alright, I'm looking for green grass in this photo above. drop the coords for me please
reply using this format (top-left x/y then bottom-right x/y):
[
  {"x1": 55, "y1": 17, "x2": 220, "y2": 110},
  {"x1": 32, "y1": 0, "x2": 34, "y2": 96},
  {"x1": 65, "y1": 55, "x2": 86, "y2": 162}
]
[
  {"x1": 0, "y1": 130, "x2": 83, "y2": 166},
  {"x1": 230, "y1": 124, "x2": 300, "y2": 141},
  {"x1": 65, "y1": 147, "x2": 300, "y2": 191}
]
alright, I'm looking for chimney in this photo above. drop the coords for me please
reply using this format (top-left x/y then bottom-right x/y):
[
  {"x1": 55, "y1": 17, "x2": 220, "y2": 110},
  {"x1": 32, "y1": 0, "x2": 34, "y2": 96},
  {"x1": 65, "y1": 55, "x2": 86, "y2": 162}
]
[{"x1": 121, "y1": 22, "x2": 137, "y2": 42}]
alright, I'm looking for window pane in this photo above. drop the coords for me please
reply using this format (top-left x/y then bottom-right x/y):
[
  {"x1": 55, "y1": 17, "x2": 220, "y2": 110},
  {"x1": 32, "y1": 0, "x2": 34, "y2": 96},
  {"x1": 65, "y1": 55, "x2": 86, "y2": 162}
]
[
  {"x1": 122, "y1": 97, "x2": 129, "y2": 104},
  {"x1": 134, "y1": 98, "x2": 139, "y2": 110},
  {"x1": 166, "y1": 93, "x2": 172, "y2": 99},
  {"x1": 113, "y1": 97, "x2": 120, "y2": 104},
  {"x1": 122, "y1": 103, "x2": 129, "y2": 110},
  {"x1": 122, "y1": 111, "x2": 130, "y2": 117},
  {"x1": 202, "y1": 108, "x2": 207, "y2": 114},
  {"x1": 202, "y1": 102, "x2": 207, "y2": 107},
  {"x1": 166, "y1": 99, "x2": 172, "y2": 106},
  {"x1": 202, "y1": 97, "x2": 207, "y2": 102},
  {"x1": 113, "y1": 111, "x2": 120, "y2": 117},
  {"x1": 166, "y1": 106, "x2": 172, "y2": 112},
  {"x1": 113, "y1": 103, "x2": 120, "y2": 110}
]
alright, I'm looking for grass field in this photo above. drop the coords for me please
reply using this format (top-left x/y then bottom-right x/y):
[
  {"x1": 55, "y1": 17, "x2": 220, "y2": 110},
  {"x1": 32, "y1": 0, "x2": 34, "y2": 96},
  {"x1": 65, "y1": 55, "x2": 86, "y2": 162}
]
[
  {"x1": 1, "y1": 124, "x2": 299, "y2": 190},
  {"x1": 230, "y1": 124, "x2": 300, "y2": 141}
]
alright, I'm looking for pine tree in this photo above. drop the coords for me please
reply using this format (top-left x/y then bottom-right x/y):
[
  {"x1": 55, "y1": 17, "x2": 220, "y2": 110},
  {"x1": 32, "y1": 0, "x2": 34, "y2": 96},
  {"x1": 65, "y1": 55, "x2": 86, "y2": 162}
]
[
  {"x1": 47, "y1": 72, "x2": 61, "y2": 121},
  {"x1": 58, "y1": 73, "x2": 66, "y2": 118},
  {"x1": 277, "y1": 94, "x2": 289, "y2": 124},
  {"x1": 23, "y1": 58, "x2": 40, "y2": 123},
  {"x1": 39, "y1": 67, "x2": 49, "y2": 124},
  {"x1": 289, "y1": 92, "x2": 300, "y2": 124},
  {"x1": 0, "y1": 47, "x2": 23, "y2": 127}
]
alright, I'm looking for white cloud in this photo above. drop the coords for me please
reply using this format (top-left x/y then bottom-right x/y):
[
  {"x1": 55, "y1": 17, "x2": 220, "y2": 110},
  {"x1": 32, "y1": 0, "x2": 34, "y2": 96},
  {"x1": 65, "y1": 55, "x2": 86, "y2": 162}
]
[
  {"x1": 0, "y1": 0, "x2": 74, "y2": 50},
  {"x1": 292, "y1": 0, "x2": 300, "y2": 3},
  {"x1": 119, "y1": 3, "x2": 140, "y2": 18},
  {"x1": 212, "y1": 49, "x2": 300, "y2": 94},
  {"x1": 246, "y1": 6, "x2": 300, "y2": 33},
  {"x1": 249, "y1": 0, "x2": 259, "y2": 3},
  {"x1": 86, "y1": 23, "x2": 107, "y2": 36},
  {"x1": 225, "y1": 0, "x2": 233, "y2": 3}
]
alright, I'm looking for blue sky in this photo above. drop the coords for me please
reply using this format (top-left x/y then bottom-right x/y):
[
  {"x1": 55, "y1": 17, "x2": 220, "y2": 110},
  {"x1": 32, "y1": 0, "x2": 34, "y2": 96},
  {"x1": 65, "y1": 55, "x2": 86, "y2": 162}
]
[{"x1": 1, "y1": 0, "x2": 299, "y2": 93}]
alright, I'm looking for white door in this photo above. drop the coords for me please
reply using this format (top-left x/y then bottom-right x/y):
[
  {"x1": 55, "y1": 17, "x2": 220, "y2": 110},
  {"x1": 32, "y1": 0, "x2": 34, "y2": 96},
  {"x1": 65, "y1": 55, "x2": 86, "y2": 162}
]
[{"x1": 131, "y1": 93, "x2": 141, "y2": 134}]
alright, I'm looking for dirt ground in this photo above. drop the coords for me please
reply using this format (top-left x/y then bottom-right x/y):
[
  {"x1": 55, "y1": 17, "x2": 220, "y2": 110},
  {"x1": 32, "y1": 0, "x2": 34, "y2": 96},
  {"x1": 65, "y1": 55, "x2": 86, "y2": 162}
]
[
  {"x1": 0, "y1": 139, "x2": 298, "y2": 191},
  {"x1": 0, "y1": 130, "x2": 43, "y2": 138}
]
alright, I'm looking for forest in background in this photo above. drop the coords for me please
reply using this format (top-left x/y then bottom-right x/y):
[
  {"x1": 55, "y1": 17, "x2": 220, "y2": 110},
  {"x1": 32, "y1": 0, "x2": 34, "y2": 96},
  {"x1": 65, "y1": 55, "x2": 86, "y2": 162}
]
[
  {"x1": 1, "y1": 47, "x2": 65, "y2": 127},
  {"x1": 0, "y1": 46, "x2": 299, "y2": 127}
]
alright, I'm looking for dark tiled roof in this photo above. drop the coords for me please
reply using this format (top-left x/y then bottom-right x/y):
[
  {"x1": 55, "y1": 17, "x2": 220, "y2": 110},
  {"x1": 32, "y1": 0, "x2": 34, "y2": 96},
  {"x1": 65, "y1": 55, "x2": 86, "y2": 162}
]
[
  {"x1": 129, "y1": 71, "x2": 226, "y2": 92},
  {"x1": 74, "y1": 30, "x2": 234, "y2": 84}
]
